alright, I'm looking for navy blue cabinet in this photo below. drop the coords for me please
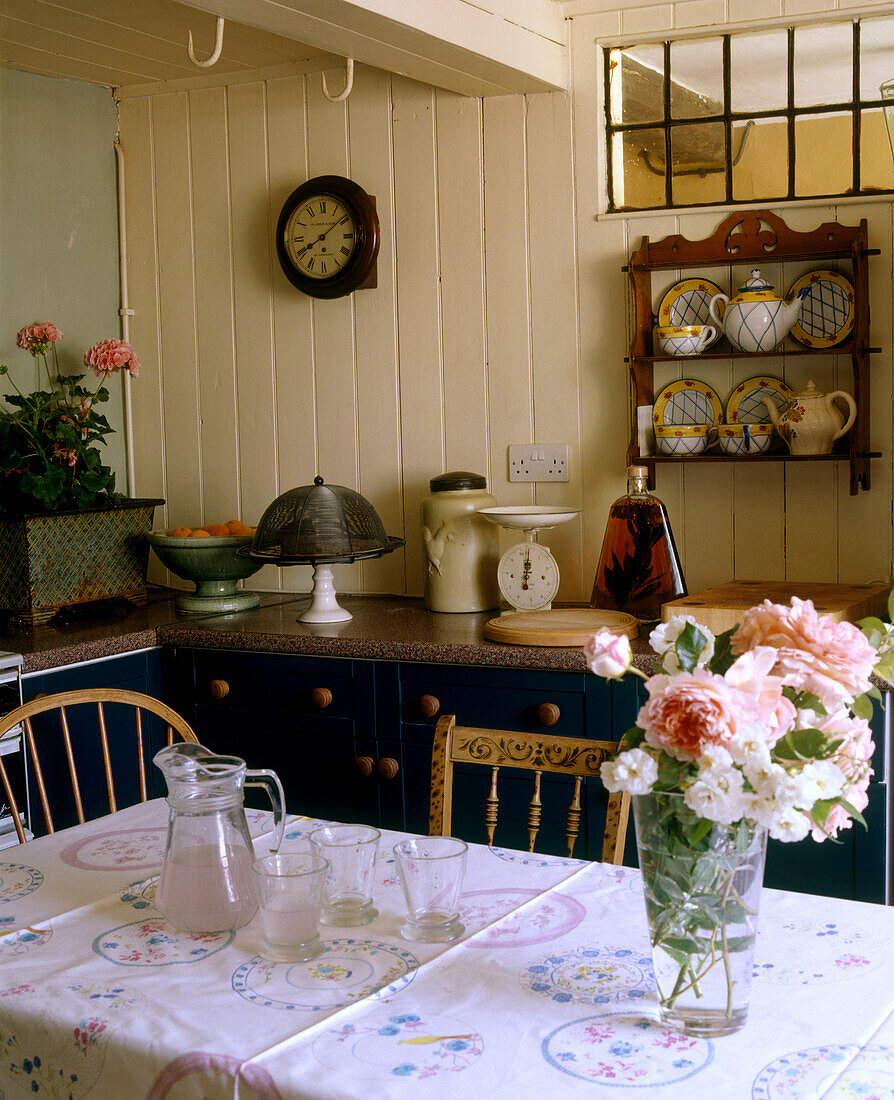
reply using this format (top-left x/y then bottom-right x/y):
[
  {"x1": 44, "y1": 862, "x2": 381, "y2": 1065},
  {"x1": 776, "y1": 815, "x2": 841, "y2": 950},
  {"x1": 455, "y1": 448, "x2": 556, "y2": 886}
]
[{"x1": 23, "y1": 649, "x2": 164, "y2": 834}]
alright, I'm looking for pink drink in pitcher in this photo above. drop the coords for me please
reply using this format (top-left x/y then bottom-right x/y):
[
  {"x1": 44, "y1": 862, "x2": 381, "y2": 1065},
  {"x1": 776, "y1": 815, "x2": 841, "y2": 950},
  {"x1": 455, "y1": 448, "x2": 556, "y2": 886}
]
[{"x1": 156, "y1": 844, "x2": 257, "y2": 932}]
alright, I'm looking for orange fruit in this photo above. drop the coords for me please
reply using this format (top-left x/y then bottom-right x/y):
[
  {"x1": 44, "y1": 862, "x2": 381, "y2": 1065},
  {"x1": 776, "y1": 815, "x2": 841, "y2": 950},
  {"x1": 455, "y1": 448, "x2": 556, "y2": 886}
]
[
  {"x1": 189, "y1": 529, "x2": 211, "y2": 538},
  {"x1": 201, "y1": 523, "x2": 231, "y2": 537},
  {"x1": 226, "y1": 520, "x2": 251, "y2": 535},
  {"x1": 170, "y1": 526, "x2": 192, "y2": 538}
]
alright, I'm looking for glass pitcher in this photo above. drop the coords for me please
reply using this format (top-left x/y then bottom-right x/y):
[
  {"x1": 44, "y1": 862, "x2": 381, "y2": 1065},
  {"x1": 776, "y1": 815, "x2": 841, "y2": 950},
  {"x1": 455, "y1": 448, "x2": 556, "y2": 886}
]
[{"x1": 153, "y1": 742, "x2": 286, "y2": 933}]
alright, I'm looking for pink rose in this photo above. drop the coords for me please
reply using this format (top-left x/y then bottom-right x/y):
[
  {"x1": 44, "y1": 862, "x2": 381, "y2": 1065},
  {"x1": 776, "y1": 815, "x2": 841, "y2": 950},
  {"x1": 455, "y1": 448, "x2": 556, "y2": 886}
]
[
  {"x1": 725, "y1": 648, "x2": 796, "y2": 744},
  {"x1": 84, "y1": 338, "x2": 142, "y2": 379},
  {"x1": 637, "y1": 669, "x2": 760, "y2": 761},
  {"x1": 732, "y1": 598, "x2": 876, "y2": 709},
  {"x1": 585, "y1": 630, "x2": 632, "y2": 679}
]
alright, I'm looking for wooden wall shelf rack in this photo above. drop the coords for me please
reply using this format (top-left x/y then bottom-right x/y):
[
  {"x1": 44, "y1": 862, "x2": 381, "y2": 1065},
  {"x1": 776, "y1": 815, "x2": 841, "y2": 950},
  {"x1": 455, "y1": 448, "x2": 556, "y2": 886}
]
[{"x1": 624, "y1": 209, "x2": 879, "y2": 494}]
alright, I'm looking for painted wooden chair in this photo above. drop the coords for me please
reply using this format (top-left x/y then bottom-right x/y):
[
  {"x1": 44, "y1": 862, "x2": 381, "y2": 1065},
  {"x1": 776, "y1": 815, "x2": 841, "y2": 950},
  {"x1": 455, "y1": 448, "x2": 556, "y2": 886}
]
[
  {"x1": 428, "y1": 714, "x2": 630, "y2": 864},
  {"x1": 0, "y1": 688, "x2": 198, "y2": 844}
]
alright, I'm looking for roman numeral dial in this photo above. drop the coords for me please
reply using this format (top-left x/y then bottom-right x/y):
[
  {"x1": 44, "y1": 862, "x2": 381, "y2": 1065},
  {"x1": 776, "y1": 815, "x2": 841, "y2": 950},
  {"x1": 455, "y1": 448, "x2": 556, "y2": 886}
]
[{"x1": 284, "y1": 196, "x2": 357, "y2": 279}]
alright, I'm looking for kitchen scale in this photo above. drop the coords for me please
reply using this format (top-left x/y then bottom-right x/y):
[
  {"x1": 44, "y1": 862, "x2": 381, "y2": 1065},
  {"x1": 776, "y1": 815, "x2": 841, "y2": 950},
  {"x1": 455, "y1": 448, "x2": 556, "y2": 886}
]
[{"x1": 477, "y1": 507, "x2": 580, "y2": 612}]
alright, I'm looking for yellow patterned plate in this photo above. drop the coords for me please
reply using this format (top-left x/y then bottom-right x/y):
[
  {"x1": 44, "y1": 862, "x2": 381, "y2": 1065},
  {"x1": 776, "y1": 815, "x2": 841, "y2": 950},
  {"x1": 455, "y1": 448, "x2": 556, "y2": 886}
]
[
  {"x1": 657, "y1": 277, "x2": 724, "y2": 348},
  {"x1": 653, "y1": 378, "x2": 723, "y2": 427},
  {"x1": 725, "y1": 375, "x2": 793, "y2": 424},
  {"x1": 787, "y1": 270, "x2": 855, "y2": 348}
]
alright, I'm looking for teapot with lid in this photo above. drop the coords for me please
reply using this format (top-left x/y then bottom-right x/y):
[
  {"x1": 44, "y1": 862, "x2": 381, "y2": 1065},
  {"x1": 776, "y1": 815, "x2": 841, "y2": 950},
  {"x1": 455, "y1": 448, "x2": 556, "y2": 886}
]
[
  {"x1": 763, "y1": 380, "x2": 857, "y2": 455},
  {"x1": 154, "y1": 742, "x2": 286, "y2": 933},
  {"x1": 709, "y1": 270, "x2": 807, "y2": 353}
]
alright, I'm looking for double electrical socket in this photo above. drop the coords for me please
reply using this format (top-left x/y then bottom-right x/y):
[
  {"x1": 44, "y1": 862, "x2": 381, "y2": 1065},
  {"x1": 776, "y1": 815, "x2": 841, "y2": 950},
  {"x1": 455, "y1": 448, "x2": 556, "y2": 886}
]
[{"x1": 508, "y1": 444, "x2": 570, "y2": 482}]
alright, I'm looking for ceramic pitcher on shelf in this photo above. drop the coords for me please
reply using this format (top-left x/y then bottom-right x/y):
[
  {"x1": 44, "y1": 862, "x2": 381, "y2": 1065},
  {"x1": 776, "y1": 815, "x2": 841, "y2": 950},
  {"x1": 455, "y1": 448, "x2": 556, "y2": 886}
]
[
  {"x1": 709, "y1": 270, "x2": 808, "y2": 353},
  {"x1": 763, "y1": 380, "x2": 857, "y2": 455},
  {"x1": 153, "y1": 742, "x2": 285, "y2": 933}
]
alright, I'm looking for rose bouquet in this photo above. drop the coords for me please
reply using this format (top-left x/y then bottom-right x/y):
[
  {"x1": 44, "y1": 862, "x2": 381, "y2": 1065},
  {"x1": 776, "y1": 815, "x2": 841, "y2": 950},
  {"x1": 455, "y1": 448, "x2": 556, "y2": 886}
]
[
  {"x1": 0, "y1": 323, "x2": 141, "y2": 513},
  {"x1": 586, "y1": 598, "x2": 881, "y2": 1035}
]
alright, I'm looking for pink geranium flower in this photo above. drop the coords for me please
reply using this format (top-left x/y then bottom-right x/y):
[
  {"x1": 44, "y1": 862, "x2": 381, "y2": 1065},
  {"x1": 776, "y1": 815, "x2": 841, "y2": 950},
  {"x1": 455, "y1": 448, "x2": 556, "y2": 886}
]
[
  {"x1": 732, "y1": 597, "x2": 876, "y2": 709},
  {"x1": 84, "y1": 338, "x2": 141, "y2": 379},
  {"x1": 16, "y1": 322, "x2": 62, "y2": 355}
]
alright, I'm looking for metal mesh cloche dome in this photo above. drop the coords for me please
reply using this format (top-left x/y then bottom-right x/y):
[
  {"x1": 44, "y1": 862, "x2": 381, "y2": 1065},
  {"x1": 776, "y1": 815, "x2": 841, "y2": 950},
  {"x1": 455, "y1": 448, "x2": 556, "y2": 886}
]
[{"x1": 245, "y1": 477, "x2": 404, "y2": 566}]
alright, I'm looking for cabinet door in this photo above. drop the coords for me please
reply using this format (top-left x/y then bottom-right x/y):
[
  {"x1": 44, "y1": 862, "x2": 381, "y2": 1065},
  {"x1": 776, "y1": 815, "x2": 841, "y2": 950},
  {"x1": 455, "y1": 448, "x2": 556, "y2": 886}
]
[
  {"x1": 397, "y1": 663, "x2": 612, "y2": 859},
  {"x1": 22, "y1": 650, "x2": 164, "y2": 834}
]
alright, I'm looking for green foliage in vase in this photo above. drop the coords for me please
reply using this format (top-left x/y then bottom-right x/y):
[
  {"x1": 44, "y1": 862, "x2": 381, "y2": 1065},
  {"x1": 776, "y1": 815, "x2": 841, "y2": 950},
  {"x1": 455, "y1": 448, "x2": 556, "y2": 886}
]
[{"x1": 0, "y1": 323, "x2": 141, "y2": 514}]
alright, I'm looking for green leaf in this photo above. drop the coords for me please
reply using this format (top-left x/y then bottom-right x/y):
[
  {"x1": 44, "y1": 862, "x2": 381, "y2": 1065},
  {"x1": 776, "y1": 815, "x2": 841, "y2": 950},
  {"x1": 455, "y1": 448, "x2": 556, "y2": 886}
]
[
  {"x1": 674, "y1": 622, "x2": 708, "y2": 673},
  {"x1": 661, "y1": 935, "x2": 705, "y2": 956},
  {"x1": 708, "y1": 628, "x2": 737, "y2": 675},
  {"x1": 773, "y1": 728, "x2": 840, "y2": 762},
  {"x1": 781, "y1": 687, "x2": 827, "y2": 716},
  {"x1": 851, "y1": 693, "x2": 874, "y2": 721},
  {"x1": 618, "y1": 727, "x2": 645, "y2": 752},
  {"x1": 887, "y1": 588, "x2": 894, "y2": 622}
]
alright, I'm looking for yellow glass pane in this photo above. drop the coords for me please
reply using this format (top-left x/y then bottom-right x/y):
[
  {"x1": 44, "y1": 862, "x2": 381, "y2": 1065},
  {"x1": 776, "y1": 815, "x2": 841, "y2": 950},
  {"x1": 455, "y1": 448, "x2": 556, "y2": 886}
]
[
  {"x1": 615, "y1": 129, "x2": 666, "y2": 209},
  {"x1": 670, "y1": 123, "x2": 726, "y2": 206},
  {"x1": 732, "y1": 117, "x2": 787, "y2": 201},
  {"x1": 861, "y1": 109, "x2": 894, "y2": 190},
  {"x1": 794, "y1": 113, "x2": 852, "y2": 195}
]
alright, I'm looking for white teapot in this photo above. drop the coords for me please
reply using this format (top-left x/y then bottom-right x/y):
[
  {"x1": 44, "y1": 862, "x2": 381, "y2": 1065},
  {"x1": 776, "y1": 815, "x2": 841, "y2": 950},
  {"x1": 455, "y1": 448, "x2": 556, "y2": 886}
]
[
  {"x1": 764, "y1": 380, "x2": 857, "y2": 455},
  {"x1": 709, "y1": 270, "x2": 806, "y2": 353}
]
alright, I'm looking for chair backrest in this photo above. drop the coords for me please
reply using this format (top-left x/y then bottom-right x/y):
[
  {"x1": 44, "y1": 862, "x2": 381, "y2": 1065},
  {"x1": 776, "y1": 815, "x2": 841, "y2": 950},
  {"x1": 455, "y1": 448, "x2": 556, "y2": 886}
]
[
  {"x1": 429, "y1": 714, "x2": 630, "y2": 864},
  {"x1": 0, "y1": 688, "x2": 199, "y2": 844}
]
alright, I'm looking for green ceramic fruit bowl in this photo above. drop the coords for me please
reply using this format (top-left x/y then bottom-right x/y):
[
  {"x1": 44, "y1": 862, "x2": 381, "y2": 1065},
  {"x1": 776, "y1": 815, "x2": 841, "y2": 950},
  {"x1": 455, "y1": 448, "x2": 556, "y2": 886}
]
[{"x1": 147, "y1": 531, "x2": 262, "y2": 615}]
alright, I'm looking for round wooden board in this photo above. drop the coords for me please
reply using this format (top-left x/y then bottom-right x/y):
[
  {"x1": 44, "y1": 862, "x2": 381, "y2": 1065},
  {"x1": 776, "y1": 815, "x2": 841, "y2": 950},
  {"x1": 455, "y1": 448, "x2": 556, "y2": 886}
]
[{"x1": 483, "y1": 608, "x2": 638, "y2": 647}]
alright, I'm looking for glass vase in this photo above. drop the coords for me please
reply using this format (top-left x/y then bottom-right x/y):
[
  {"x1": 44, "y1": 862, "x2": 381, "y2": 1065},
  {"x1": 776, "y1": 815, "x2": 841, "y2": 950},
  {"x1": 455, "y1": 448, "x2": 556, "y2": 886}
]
[{"x1": 632, "y1": 791, "x2": 767, "y2": 1038}]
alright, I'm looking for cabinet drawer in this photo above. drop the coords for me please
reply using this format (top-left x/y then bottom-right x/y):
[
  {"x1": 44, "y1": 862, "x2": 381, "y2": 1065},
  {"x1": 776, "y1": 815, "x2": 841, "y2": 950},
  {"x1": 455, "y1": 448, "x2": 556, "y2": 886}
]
[
  {"x1": 192, "y1": 650, "x2": 355, "y2": 719},
  {"x1": 399, "y1": 663, "x2": 588, "y2": 742}
]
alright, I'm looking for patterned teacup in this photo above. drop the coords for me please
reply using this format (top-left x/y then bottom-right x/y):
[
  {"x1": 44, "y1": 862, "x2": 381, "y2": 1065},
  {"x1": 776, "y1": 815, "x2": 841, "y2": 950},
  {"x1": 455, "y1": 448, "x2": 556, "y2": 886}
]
[
  {"x1": 656, "y1": 325, "x2": 717, "y2": 357},
  {"x1": 717, "y1": 422, "x2": 774, "y2": 455},
  {"x1": 654, "y1": 423, "x2": 714, "y2": 455}
]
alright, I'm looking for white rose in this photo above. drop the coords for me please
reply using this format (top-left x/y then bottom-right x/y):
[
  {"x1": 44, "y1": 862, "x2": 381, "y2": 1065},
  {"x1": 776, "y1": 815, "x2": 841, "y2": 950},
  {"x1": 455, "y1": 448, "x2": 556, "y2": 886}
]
[
  {"x1": 600, "y1": 748, "x2": 658, "y2": 795},
  {"x1": 683, "y1": 768, "x2": 747, "y2": 824},
  {"x1": 765, "y1": 805, "x2": 812, "y2": 843}
]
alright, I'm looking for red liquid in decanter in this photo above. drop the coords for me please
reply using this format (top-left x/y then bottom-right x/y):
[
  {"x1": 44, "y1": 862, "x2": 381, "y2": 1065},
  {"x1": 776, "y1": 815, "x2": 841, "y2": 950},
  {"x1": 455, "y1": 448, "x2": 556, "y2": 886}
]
[{"x1": 590, "y1": 469, "x2": 687, "y2": 621}]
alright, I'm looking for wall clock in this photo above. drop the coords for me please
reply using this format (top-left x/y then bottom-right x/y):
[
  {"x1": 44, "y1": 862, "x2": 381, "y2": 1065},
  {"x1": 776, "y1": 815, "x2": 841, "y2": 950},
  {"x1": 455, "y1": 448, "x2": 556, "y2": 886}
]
[{"x1": 275, "y1": 175, "x2": 379, "y2": 299}]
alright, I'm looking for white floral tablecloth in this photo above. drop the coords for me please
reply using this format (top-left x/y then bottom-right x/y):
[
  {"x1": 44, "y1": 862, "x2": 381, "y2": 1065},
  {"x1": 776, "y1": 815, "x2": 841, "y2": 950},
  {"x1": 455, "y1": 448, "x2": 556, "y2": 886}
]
[{"x1": 1, "y1": 799, "x2": 892, "y2": 1098}]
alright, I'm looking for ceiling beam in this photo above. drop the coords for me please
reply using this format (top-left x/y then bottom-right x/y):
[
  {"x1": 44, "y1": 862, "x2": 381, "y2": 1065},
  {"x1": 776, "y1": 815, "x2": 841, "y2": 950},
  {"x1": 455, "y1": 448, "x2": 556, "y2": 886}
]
[{"x1": 182, "y1": 0, "x2": 569, "y2": 96}]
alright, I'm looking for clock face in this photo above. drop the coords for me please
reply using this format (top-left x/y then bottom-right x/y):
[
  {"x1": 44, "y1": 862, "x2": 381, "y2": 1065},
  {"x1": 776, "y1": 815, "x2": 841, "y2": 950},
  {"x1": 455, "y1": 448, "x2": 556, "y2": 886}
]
[
  {"x1": 497, "y1": 542, "x2": 560, "y2": 611},
  {"x1": 283, "y1": 195, "x2": 358, "y2": 280},
  {"x1": 275, "y1": 175, "x2": 379, "y2": 300}
]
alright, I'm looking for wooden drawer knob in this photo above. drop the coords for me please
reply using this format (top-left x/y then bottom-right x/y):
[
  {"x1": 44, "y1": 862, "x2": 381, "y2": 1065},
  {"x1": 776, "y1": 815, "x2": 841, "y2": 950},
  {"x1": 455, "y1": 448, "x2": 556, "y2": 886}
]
[
  {"x1": 209, "y1": 679, "x2": 230, "y2": 700},
  {"x1": 537, "y1": 702, "x2": 561, "y2": 726},
  {"x1": 377, "y1": 757, "x2": 400, "y2": 780},
  {"x1": 419, "y1": 694, "x2": 440, "y2": 718},
  {"x1": 311, "y1": 687, "x2": 333, "y2": 710},
  {"x1": 356, "y1": 756, "x2": 375, "y2": 778}
]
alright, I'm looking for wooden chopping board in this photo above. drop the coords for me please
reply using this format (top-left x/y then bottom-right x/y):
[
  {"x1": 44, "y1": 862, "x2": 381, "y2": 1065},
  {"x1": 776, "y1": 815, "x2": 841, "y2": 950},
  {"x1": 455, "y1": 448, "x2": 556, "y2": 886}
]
[
  {"x1": 484, "y1": 608, "x2": 638, "y2": 647},
  {"x1": 662, "y1": 581, "x2": 890, "y2": 633}
]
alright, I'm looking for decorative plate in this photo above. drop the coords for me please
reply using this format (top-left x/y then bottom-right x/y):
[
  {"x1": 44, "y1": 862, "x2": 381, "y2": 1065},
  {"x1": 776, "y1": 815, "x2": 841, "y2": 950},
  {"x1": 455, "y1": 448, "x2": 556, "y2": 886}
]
[
  {"x1": 653, "y1": 379, "x2": 723, "y2": 427},
  {"x1": 725, "y1": 376, "x2": 793, "y2": 424},
  {"x1": 657, "y1": 277, "x2": 724, "y2": 347},
  {"x1": 787, "y1": 270, "x2": 855, "y2": 348}
]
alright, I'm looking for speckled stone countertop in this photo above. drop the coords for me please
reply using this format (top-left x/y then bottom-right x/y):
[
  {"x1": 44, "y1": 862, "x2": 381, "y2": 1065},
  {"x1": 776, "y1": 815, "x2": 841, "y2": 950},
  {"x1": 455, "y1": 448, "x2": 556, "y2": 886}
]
[{"x1": 0, "y1": 590, "x2": 659, "y2": 675}]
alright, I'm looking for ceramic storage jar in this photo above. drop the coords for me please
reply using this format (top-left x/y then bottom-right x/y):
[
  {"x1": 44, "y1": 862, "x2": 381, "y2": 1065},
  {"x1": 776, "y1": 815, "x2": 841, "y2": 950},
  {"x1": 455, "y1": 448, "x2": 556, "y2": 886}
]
[{"x1": 421, "y1": 472, "x2": 500, "y2": 613}]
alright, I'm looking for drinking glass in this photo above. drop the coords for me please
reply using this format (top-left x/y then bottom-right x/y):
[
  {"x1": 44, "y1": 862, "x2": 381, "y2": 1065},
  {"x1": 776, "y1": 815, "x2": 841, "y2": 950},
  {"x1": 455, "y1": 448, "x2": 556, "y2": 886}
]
[
  {"x1": 393, "y1": 836, "x2": 467, "y2": 943},
  {"x1": 252, "y1": 852, "x2": 329, "y2": 962},
  {"x1": 309, "y1": 824, "x2": 380, "y2": 926}
]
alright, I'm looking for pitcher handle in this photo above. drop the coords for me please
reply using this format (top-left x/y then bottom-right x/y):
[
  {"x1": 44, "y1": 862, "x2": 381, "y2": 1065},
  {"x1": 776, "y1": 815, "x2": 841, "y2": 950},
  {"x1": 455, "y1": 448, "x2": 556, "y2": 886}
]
[
  {"x1": 708, "y1": 293, "x2": 728, "y2": 328},
  {"x1": 245, "y1": 769, "x2": 286, "y2": 852},
  {"x1": 829, "y1": 391, "x2": 857, "y2": 442}
]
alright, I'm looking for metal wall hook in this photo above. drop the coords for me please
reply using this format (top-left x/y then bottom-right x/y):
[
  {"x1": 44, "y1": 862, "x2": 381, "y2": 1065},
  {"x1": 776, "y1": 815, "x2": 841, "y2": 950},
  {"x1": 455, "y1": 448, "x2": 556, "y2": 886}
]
[
  {"x1": 187, "y1": 16, "x2": 225, "y2": 68},
  {"x1": 322, "y1": 58, "x2": 354, "y2": 102}
]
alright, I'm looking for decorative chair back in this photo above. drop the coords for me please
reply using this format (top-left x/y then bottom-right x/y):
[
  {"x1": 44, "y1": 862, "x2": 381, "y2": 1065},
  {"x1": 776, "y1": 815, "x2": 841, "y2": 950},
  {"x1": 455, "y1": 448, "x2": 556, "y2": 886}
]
[
  {"x1": 0, "y1": 688, "x2": 198, "y2": 844},
  {"x1": 429, "y1": 715, "x2": 630, "y2": 863}
]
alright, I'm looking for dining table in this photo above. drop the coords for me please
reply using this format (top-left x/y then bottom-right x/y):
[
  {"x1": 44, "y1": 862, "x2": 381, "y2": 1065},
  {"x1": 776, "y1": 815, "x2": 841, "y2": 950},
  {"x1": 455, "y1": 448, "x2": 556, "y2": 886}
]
[{"x1": 1, "y1": 798, "x2": 893, "y2": 1099}]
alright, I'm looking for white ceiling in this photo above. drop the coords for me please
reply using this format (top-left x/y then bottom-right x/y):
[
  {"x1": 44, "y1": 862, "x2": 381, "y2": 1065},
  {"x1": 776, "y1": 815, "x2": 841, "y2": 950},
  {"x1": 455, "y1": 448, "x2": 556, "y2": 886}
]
[{"x1": 0, "y1": 0, "x2": 339, "y2": 88}]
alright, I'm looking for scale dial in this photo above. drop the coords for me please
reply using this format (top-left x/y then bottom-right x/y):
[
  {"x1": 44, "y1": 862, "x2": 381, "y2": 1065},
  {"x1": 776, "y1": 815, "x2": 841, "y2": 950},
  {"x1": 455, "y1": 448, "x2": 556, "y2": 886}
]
[{"x1": 497, "y1": 541, "x2": 560, "y2": 611}]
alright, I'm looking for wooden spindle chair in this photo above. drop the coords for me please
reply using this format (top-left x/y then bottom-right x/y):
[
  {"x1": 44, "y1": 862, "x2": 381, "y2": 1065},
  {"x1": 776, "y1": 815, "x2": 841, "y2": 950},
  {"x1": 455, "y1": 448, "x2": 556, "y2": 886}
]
[
  {"x1": 0, "y1": 689, "x2": 198, "y2": 844},
  {"x1": 429, "y1": 715, "x2": 630, "y2": 863}
]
